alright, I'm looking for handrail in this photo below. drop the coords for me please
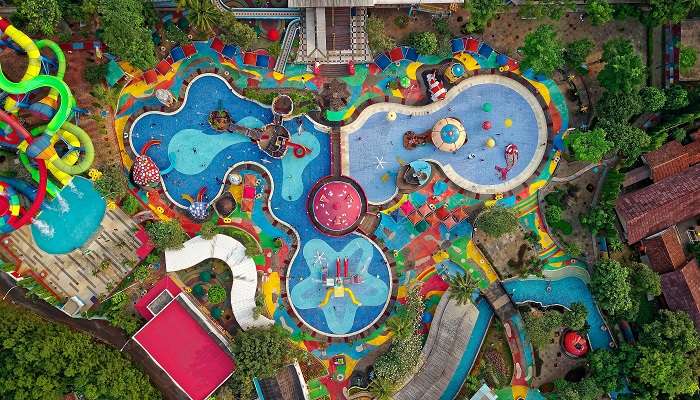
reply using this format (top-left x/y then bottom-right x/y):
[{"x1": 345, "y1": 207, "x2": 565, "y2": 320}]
[{"x1": 273, "y1": 18, "x2": 300, "y2": 73}]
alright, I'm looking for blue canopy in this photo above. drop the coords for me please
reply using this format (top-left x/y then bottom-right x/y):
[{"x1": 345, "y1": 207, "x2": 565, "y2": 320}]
[
  {"x1": 496, "y1": 53, "x2": 509, "y2": 66},
  {"x1": 405, "y1": 47, "x2": 419, "y2": 62},
  {"x1": 451, "y1": 38, "x2": 465, "y2": 53},
  {"x1": 374, "y1": 53, "x2": 391, "y2": 70},
  {"x1": 170, "y1": 46, "x2": 185, "y2": 62},
  {"x1": 478, "y1": 44, "x2": 493, "y2": 58},
  {"x1": 221, "y1": 44, "x2": 239, "y2": 59}
]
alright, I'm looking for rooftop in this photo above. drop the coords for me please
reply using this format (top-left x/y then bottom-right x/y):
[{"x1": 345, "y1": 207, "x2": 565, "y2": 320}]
[
  {"x1": 641, "y1": 226, "x2": 687, "y2": 274},
  {"x1": 615, "y1": 163, "x2": 700, "y2": 243},
  {"x1": 133, "y1": 292, "x2": 235, "y2": 400},
  {"x1": 660, "y1": 259, "x2": 700, "y2": 332}
]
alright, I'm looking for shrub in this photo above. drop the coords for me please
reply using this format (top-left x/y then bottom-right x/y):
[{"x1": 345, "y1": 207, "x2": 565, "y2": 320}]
[
  {"x1": 94, "y1": 165, "x2": 128, "y2": 202},
  {"x1": 393, "y1": 15, "x2": 409, "y2": 28},
  {"x1": 366, "y1": 16, "x2": 395, "y2": 54},
  {"x1": 144, "y1": 220, "x2": 189, "y2": 251},
  {"x1": 476, "y1": 206, "x2": 518, "y2": 238},
  {"x1": 207, "y1": 284, "x2": 227, "y2": 304},
  {"x1": 120, "y1": 195, "x2": 140, "y2": 215},
  {"x1": 680, "y1": 46, "x2": 698, "y2": 74},
  {"x1": 407, "y1": 31, "x2": 438, "y2": 55},
  {"x1": 84, "y1": 63, "x2": 109, "y2": 85},
  {"x1": 133, "y1": 265, "x2": 150, "y2": 282}
]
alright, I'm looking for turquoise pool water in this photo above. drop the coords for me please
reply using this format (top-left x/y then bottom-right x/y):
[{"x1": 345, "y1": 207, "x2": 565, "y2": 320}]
[
  {"x1": 502, "y1": 277, "x2": 613, "y2": 350},
  {"x1": 32, "y1": 176, "x2": 106, "y2": 254}
]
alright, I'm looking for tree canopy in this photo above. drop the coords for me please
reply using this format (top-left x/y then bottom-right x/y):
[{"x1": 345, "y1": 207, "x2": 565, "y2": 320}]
[
  {"x1": 367, "y1": 16, "x2": 395, "y2": 54},
  {"x1": 476, "y1": 206, "x2": 519, "y2": 238},
  {"x1": 664, "y1": 84, "x2": 690, "y2": 110},
  {"x1": 591, "y1": 259, "x2": 633, "y2": 318},
  {"x1": 0, "y1": 303, "x2": 160, "y2": 400},
  {"x1": 463, "y1": 0, "x2": 504, "y2": 33},
  {"x1": 598, "y1": 38, "x2": 646, "y2": 94},
  {"x1": 408, "y1": 31, "x2": 439, "y2": 55},
  {"x1": 144, "y1": 220, "x2": 189, "y2": 251},
  {"x1": 680, "y1": 46, "x2": 698, "y2": 74},
  {"x1": 598, "y1": 120, "x2": 651, "y2": 163},
  {"x1": 564, "y1": 38, "x2": 594, "y2": 70},
  {"x1": 94, "y1": 165, "x2": 129, "y2": 201},
  {"x1": 518, "y1": 0, "x2": 575, "y2": 20},
  {"x1": 639, "y1": 86, "x2": 667, "y2": 112},
  {"x1": 16, "y1": 0, "x2": 62, "y2": 36},
  {"x1": 585, "y1": 0, "x2": 614, "y2": 26},
  {"x1": 184, "y1": 0, "x2": 219, "y2": 33},
  {"x1": 219, "y1": 13, "x2": 257, "y2": 49},
  {"x1": 568, "y1": 128, "x2": 613, "y2": 163},
  {"x1": 647, "y1": 0, "x2": 700, "y2": 26},
  {"x1": 445, "y1": 272, "x2": 479, "y2": 305},
  {"x1": 98, "y1": 0, "x2": 156, "y2": 70},
  {"x1": 596, "y1": 90, "x2": 643, "y2": 122},
  {"x1": 520, "y1": 25, "x2": 564, "y2": 76}
]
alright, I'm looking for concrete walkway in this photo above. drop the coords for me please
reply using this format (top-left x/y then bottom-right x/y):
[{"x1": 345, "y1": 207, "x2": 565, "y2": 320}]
[{"x1": 394, "y1": 294, "x2": 480, "y2": 400}]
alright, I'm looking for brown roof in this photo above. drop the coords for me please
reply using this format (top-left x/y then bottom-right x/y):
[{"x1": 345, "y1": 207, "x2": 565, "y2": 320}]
[
  {"x1": 686, "y1": 140, "x2": 700, "y2": 165},
  {"x1": 644, "y1": 140, "x2": 686, "y2": 168},
  {"x1": 661, "y1": 259, "x2": 700, "y2": 331},
  {"x1": 642, "y1": 226, "x2": 687, "y2": 273},
  {"x1": 615, "y1": 163, "x2": 700, "y2": 243}
]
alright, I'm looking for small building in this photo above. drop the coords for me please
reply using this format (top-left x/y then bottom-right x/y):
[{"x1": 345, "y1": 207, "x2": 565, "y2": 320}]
[
  {"x1": 642, "y1": 137, "x2": 700, "y2": 182},
  {"x1": 615, "y1": 163, "x2": 700, "y2": 244},
  {"x1": 641, "y1": 226, "x2": 687, "y2": 274},
  {"x1": 660, "y1": 259, "x2": 700, "y2": 331},
  {"x1": 133, "y1": 279, "x2": 235, "y2": 400},
  {"x1": 254, "y1": 362, "x2": 310, "y2": 400}
]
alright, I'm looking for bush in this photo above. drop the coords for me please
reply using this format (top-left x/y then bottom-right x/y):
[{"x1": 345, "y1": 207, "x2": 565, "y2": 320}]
[
  {"x1": 192, "y1": 283, "x2": 206, "y2": 297},
  {"x1": 639, "y1": 86, "x2": 667, "y2": 112},
  {"x1": 199, "y1": 220, "x2": 218, "y2": 240},
  {"x1": 164, "y1": 23, "x2": 189, "y2": 44},
  {"x1": 219, "y1": 14, "x2": 257, "y2": 49},
  {"x1": 120, "y1": 195, "x2": 140, "y2": 215},
  {"x1": 144, "y1": 220, "x2": 189, "y2": 251},
  {"x1": 207, "y1": 284, "x2": 227, "y2": 304},
  {"x1": 393, "y1": 15, "x2": 409, "y2": 28},
  {"x1": 476, "y1": 206, "x2": 518, "y2": 238},
  {"x1": 367, "y1": 16, "x2": 395, "y2": 54},
  {"x1": 133, "y1": 265, "x2": 150, "y2": 282},
  {"x1": 84, "y1": 63, "x2": 109, "y2": 85},
  {"x1": 94, "y1": 165, "x2": 129, "y2": 202},
  {"x1": 408, "y1": 31, "x2": 438, "y2": 55},
  {"x1": 680, "y1": 46, "x2": 698, "y2": 74},
  {"x1": 664, "y1": 84, "x2": 689, "y2": 110}
]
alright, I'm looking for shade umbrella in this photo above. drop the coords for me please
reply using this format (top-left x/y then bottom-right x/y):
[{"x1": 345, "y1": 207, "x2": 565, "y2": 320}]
[
  {"x1": 399, "y1": 76, "x2": 411, "y2": 88},
  {"x1": 431, "y1": 118, "x2": 467, "y2": 152}
]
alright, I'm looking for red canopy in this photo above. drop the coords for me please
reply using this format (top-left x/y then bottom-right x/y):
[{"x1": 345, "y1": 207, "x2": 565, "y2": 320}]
[
  {"x1": 210, "y1": 37, "x2": 225, "y2": 53},
  {"x1": 155, "y1": 59, "x2": 171, "y2": 75},
  {"x1": 143, "y1": 69, "x2": 158, "y2": 84},
  {"x1": 267, "y1": 28, "x2": 280, "y2": 41},
  {"x1": 243, "y1": 52, "x2": 257, "y2": 65},
  {"x1": 465, "y1": 38, "x2": 479, "y2": 53},
  {"x1": 183, "y1": 42, "x2": 197, "y2": 57},
  {"x1": 389, "y1": 47, "x2": 404, "y2": 62},
  {"x1": 562, "y1": 330, "x2": 589, "y2": 357}
]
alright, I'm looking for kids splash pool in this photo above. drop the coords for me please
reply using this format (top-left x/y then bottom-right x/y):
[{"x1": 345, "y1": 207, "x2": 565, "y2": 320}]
[{"x1": 341, "y1": 74, "x2": 549, "y2": 203}]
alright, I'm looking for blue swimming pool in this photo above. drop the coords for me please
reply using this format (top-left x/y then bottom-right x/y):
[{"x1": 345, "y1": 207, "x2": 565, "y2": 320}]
[
  {"x1": 130, "y1": 74, "x2": 392, "y2": 337},
  {"x1": 345, "y1": 80, "x2": 543, "y2": 203},
  {"x1": 32, "y1": 176, "x2": 106, "y2": 254},
  {"x1": 502, "y1": 277, "x2": 613, "y2": 350}
]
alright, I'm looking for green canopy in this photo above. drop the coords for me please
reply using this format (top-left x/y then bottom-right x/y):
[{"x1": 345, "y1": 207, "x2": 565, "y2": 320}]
[
  {"x1": 106, "y1": 60, "x2": 125, "y2": 87},
  {"x1": 192, "y1": 284, "x2": 205, "y2": 297},
  {"x1": 211, "y1": 306, "x2": 223, "y2": 319},
  {"x1": 199, "y1": 271, "x2": 212, "y2": 282}
]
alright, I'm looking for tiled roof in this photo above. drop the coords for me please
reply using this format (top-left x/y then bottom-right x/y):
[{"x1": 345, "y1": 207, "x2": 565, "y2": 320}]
[
  {"x1": 661, "y1": 259, "x2": 700, "y2": 331},
  {"x1": 642, "y1": 226, "x2": 687, "y2": 273},
  {"x1": 615, "y1": 164, "x2": 700, "y2": 243},
  {"x1": 643, "y1": 140, "x2": 686, "y2": 169}
]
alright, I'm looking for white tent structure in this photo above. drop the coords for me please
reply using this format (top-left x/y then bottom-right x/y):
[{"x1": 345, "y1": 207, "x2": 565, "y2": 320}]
[{"x1": 165, "y1": 234, "x2": 274, "y2": 330}]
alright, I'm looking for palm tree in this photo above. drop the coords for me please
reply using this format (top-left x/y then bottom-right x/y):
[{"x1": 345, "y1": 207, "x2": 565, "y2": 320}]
[
  {"x1": 186, "y1": 0, "x2": 220, "y2": 34},
  {"x1": 445, "y1": 272, "x2": 479, "y2": 305},
  {"x1": 385, "y1": 311, "x2": 415, "y2": 340},
  {"x1": 368, "y1": 378, "x2": 396, "y2": 400}
]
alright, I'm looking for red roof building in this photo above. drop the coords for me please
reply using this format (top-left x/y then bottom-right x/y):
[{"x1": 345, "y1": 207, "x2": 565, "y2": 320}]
[
  {"x1": 615, "y1": 164, "x2": 700, "y2": 244},
  {"x1": 133, "y1": 281, "x2": 235, "y2": 400},
  {"x1": 660, "y1": 259, "x2": 700, "y2": 331},
  {"x1": 641, "y1": 226, "x2": 687, "y2": 274},
  {"x1": 642, "y1": 134, "x2": 700, "y2": 182}
]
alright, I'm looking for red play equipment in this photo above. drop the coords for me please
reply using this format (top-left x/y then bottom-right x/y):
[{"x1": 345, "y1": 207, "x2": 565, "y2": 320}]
[
  {"x1": 0, "y1": 109, "x2": 48, "y2": 231},
  {"x1": 482, "y1": 120, "x2": 492, "y2": 130}
]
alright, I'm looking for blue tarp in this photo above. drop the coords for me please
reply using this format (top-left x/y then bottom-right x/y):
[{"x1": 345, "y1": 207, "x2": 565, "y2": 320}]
[
  {"x1": 451, "y1": 38, "x2": 464, "y2": 53},
  {"x1": 221, "y1": 44, "x2": 238, "y2": 59},
  {"x1": 170, "y1": 46, "x2": 185, "y2": 62},
  {"x1": 374, "y1": 53, "x2": 391, "y2": 70}
]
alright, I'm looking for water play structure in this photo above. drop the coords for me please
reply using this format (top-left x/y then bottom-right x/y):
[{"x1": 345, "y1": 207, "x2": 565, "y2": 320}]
[{"x1": 0, "y1": 16, "x2": 94, "y2": 233}]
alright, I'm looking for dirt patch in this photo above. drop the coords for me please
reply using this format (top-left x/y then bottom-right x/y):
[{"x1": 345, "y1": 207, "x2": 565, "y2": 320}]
[{"x1": 473, "y1": 227, "x2": 537, "y2": 279}]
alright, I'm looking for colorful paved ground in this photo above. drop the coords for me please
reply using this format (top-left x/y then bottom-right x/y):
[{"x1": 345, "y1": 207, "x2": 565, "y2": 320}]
[{"x1": 113, "y1": 37, "x2": 599, "y2": 400}]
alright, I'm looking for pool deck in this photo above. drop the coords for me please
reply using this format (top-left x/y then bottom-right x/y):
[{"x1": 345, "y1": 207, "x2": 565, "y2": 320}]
[{"x1": 340, "y1": 73, "x2": 550, "y2": 196}]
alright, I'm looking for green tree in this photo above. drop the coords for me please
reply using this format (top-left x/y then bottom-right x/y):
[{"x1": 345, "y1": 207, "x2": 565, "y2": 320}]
[
  {"x1": 664, "y1": 84, "x2": 690, "y2": 110},
  {"x1": 520, "y1": 25, "x2": 564, "y2": 76},
  {"x1": 207, "y1": 284, "x2": 227, "y2": 304},
  {"x1": 585, "y1": 0, "x2": 614, "y2": 26},
  {"x1": 596, "y1": 90, "x2": 642, "y2": 122},
  {"x1": 564, "y1": 38, "x2": 594, "y2": 70},
  {"x1": 544, "y1": 204, "x2": 563, "y2": 225},
  {"x1": 408, "y1": 31, "x2": 439, "y2": 55},
  {"x1": 523, "y1": 310, "x2": 563, "y2": 349},
  {"x1": 228, "y1": 326, "x2": 304, "y2": 397},
  {"x1": 94, "y1": 165, "x2": 129, "y2": 201},
  {"x1": 475, "y1": 206, "x2": 519, "y2": 238},
  {"x1": 598, "y1": 38, "x2": 646, "y2": 94},
  {"x1": 518, "y1": 0, "x2": 575, "y2": 20},
  {"x1": 219, "y1": 13, "x2": 257, "y2": 49},
  {"x1": 185, "y1": 0, "x2": 219, "y2": 33},
  {"x1": 639, "y1": 86, "x2": 667, "y2": 112},
  {"x1": 17, "y1": 0, "x2": 62, "y2": 36},
  {"x1": 98, "y1": 0, "x2": 156, "y2": 70},
  {"x1": 133, "y1": 264, "x2": 150, "y2": 282},
  {"x1": 0, "y1": 302, "x2": 160, "y2": 399},
  {"x1": 647, "y1": 0, "x2": 700, "y2": 26},
  {"x1": 599, "y1": 120, "x2": 651, "y2": 163},
  {"x1": 368, "y1": 378, "x2": 396, "y2": 400},
  {"x1": 121, "y1": 195, "x2": 140, "y2": 215},
  {"x1": 84, "y1": 63, "x2": 109, "y2": 85},
  {"x1": 590, "y1": 259, "x2": 632, "y2": 318},
  {"x1": 164, "y1": 23, "x2": 189, "y2": 44},
  {"x1": 580, "y1": 205, "x2": 616, "y2": 234},
  {"x1": 628, "y1": 262, "x2": 661, "y2": 297},
  {"x1": 445, "y1": 272, "x2": 479, "y2": 305},
  {"x1": 563, "y1": 302, "x2": 588, "y2": 331},
  {"x1": 568, "y1": 128, "x2": 612, "y2": 162},
  {"x1": 199, "y1": 220, "x2": 218, "y2": 240},
  {"x1": 463, "y1": 0, "x2": 504, "y2": 33},
  {"x1": 144, "y1": 220, "x2": 189, "y2": 251},
  {"x1": 366, "y1": 16, "x2": 395, "y2": 54},
  {"x1": 680, "y1": 46, "x2": 698, "y2": 74}
]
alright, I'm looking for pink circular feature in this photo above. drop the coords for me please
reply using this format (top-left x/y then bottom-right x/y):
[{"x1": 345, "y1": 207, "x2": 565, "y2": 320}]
[
  {"x1": 311, "y1": 181, "x2": 362, "y2": 232},
  {"x1": 482, "y1": 120, "x2": 492, "y2": 130},
  {"x1": 562, "y1": 330, "x2": 589, "y2": 358}
]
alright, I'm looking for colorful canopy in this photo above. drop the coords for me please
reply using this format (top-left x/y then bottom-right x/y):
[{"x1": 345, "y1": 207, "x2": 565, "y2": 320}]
[
  {"x1": 431, "y1": 118, "x2": 467, "y2": 152},
  {"x1": 106, "y1": 59, "x2": 125, "y2": 87}
]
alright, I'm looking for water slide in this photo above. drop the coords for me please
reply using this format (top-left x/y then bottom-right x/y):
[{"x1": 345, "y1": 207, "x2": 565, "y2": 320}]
[
  {"x1": 273, "y1": 18, "x2": 300, "y2": 74},
  {"x1": 0, "y1": 109, "x2": 47, "y2": 234}
]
